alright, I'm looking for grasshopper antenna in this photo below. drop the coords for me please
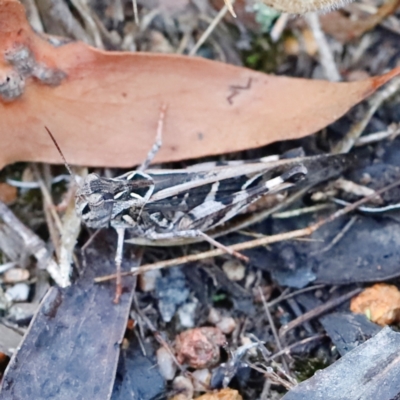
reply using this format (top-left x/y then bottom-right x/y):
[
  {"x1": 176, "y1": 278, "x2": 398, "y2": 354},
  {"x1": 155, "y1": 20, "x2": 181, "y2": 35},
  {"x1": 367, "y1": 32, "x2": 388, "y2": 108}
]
[{"x1": 45, "y1": 126, "x2": 79, "y2": 185}]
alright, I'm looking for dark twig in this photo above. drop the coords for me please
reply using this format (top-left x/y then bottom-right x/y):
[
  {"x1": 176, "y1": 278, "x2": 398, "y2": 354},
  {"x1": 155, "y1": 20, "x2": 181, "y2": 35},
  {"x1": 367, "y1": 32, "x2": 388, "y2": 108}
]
[
  {"x1": 258, "y1": 286, "x2": 291, "y2": 375},
  {"x1": 279, "y1": 288, "x2": 362, "y2": 338}
]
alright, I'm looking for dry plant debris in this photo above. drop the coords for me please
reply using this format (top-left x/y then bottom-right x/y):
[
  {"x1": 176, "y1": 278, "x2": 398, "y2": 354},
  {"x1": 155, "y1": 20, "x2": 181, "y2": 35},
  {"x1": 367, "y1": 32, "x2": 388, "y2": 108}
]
[
  {"x1": 1, "y1": 0, "x2": 400, "y2": 399},
  {"x1": 320, "y1": 0, "x2": 400, "y2": 43},
  {"x1": 350, "y1": 283, "x2": 400, "y2": 326}
]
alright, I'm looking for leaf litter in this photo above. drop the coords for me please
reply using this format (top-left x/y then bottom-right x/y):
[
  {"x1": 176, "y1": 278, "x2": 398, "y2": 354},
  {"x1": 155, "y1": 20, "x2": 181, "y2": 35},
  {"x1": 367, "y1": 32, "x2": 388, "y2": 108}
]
[{"x1": 1, "y1": 0, "x2": 400, "y2": 399}]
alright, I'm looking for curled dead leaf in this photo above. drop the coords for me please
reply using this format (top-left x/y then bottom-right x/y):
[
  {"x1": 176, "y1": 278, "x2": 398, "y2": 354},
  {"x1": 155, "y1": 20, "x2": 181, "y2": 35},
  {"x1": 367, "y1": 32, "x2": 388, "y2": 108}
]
[
  {"x1": 320, "y1": 0, "x2": 400, "y2": 43},
  {"x1": 1, "y1": 0, "x2": 400, "y2": 169}
]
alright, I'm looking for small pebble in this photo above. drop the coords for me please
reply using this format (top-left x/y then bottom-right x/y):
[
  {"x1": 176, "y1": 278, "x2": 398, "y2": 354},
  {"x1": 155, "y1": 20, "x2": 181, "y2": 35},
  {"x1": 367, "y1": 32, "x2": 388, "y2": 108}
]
[
  {"x1": 175, "y1": 327, "x2": 226, "y2": 369},
  {"x1": 156, "y1": 268, "x2": 189, "y2": 323},
  {"x1": 244, "y1": 271, "x2": 256, "y2": 289},
  {"x1": 3, "y1": 268, "x2": 29, "y2": 283},
  {"x1": 138, "y1": 269, "x2": 161, "y2": 292},
  {"x1": 171, "y1": 375, "x2": 193, "y2": 400},
  {"x1": 351, "y1": 283, "x2": 400, "y2": 326},
  {"x1": 222, "y1": 260, "x2": 245, "y2": 281},
  {"x1": 156, "y1": 346, "x2": 177, "y2": 381},
  {"x1": 192, "y1": 368, "x2": 211, "y2": 392},
  {"x1": 240, "y1": 336, "x2": 258, "y2": 356},
  {"x1": 216, "y1": 317, "x2": 236, "y2": 335},
  {"x1": 8, "y1": 302, "x2": 37, "y2": 322},
  {"x1": 207, "y1": 308, "x2": 221, "y2": 325},
  {"x1": 178, "y1": 302, "x2": 197, "y2": 328},
  {"x1": 5, "y1": 283, "x2": 30, "y2": 302}
]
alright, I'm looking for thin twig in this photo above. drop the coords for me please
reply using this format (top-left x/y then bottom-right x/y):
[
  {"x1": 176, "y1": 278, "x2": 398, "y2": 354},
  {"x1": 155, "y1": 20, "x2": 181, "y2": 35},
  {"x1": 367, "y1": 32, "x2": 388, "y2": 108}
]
[
  {"x1": 223, "y1": 0, "x2": 237, "y2": 17},
  {"x1": 132, "y1": 286, "x2": 183, "y2": 371},
  {"x1": 355, "y1": 124, "x2": 400, "y2": 147},
  {"x1": 270, "y1": 13, "x2": 289, "y2": 43},
  {"x1": 279, "y1": 288, "x2": 362, "y2": 338},
  {"x1": 311, "y1": 215, "x2": 357, "y2": 255},
  {"x1": 333, "y1": 198, "x2": 400, "y2": 213},
  {"x1": 267, "y1": 334, "x2": 326, "y2": 361},
  {"x1": 70, "y1": 0, "x2": 104, "y2": 48},
  {"x1": 94, "y1": 176, "x2": 400, "y2": 283},
  {"x1": 332, "y1": 76, "x2": 400, "y2": 154},
  {"x1": 267, "y1": 284, "x2": 326, "y2": 308},
  {"x1": 305, "y1": 13, "x2": 341, "y2": 82},
  {"x1": 31, "y1": 164, "x2": 63, "y2": 233},
  {"x1": 58, "y1": 168, "x2": 83, "y2": 282},
  {"x1": 31, "y1": 164, "x2": 62, "y2": 261},
  {"x1": 132, "y1": 0, "x2": 139, "y2": 25},
  {"x1": 20, "y1": 0, "x2": 44, "y2": 32},
  {"x1": 272, "y1": 203, "x2": 333, "y2": 219},
  {"x1": 189, "y1": 1, "x2": 234, "y2": 56},
  {"x1": 258, "y1": 287, "x2": 290, "y2": 375},
  {"x1": 0, "y1": 200, "x2": 67, "y2": 287}
]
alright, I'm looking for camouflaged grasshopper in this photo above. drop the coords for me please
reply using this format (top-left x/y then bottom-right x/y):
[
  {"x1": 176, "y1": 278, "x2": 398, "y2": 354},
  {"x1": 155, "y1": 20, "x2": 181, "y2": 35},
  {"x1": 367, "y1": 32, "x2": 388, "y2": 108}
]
[{"x1": 48, "y1": 107, "x2": 351, "y2": 302}]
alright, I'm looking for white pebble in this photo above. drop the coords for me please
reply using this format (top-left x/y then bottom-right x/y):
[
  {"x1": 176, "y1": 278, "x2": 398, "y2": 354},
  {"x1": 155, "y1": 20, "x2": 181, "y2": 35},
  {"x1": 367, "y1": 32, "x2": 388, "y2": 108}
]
[
  {"x1": 216, "y1": 317, "x2": 236, "y2": 334},
  {"x1": 244, "y1": 271, "x2": 256, "y2": 289},
  {"x1": 177, "y1": 302, "x2": 197, "y2": 328},
  {"x1": 156, "y1": 346, "x2": 177, "y2": 381},
  {"x1": 3, "y1": 268, "x2": 29, "y2": 283},
  {"x1": 8, "y1": 302, "x2": 38, "y2": 321},
  {"x1": 240, "y1": 336, "x2": 258, "y2": 356},
  {"x1": 207, "y1": 308, "x2": 221, "y2": 325},
  {"x1": 222, "y1": 260, "x2": 245, "y2": 281},
  {"x1": 172, "y1": 375, "x2": 193, "y2": 400},
  {"x1": 138, "y1": 269, "x2": 161, "y2": 292},
  {"x1": 192, "y1": 369, "x2": 211, "y2": 392},
  {"x1": 5, "y1": 283, "x2": 30, "y2": 302}
]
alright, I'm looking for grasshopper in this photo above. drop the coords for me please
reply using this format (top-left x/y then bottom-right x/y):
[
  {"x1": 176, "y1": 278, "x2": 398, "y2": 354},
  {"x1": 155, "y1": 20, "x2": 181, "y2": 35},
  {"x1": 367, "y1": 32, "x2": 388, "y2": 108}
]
[{"x1": 48, "y1": 106, "x2": 352, "y2": 302}]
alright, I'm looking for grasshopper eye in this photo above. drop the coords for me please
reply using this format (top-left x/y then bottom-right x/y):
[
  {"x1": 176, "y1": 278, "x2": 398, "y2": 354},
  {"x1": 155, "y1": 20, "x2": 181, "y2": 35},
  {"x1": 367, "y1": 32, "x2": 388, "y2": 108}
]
[{"x1": 81, "y1": 204, "x2": 90, "y2": 216}]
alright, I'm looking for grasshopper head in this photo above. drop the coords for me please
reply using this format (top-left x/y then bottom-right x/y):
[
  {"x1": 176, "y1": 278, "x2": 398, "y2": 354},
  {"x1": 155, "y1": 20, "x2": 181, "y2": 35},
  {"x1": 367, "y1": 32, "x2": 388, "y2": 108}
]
[{"x1": 75, "y1": 173, "x2": 115, "y2": 229}]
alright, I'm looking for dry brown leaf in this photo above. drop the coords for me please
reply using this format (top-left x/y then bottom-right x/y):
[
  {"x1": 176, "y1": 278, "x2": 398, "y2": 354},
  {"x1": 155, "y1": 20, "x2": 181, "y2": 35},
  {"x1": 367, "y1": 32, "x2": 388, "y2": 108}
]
[
  {"x1": 320, "y1": 0, "x2": 400, "y2": 43},
  {"x1": 350, "y1": 283, "x2": 400, "y2": 326},
  {"x1": 1, "y1": 0, "x2": 400, "y2": 169}
]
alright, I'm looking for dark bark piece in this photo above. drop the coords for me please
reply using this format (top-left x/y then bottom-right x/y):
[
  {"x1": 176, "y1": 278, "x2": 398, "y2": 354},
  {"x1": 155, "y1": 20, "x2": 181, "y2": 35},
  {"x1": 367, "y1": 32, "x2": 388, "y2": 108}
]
[
  {"x1": 282, "y1": 327, "x2": 400, "y2": 400},
  {"x1": 320, "y1": 312, "x2": 381, "y2": 356},
  {"x1": 0, "y1": 230, "x2": 136, "y2": 400},
  {"x1": 251, "y1": 215, "x2": 400, "y2": 286},
  {"x1": 313, "y1": 216, "x2": 400, "y2": 284},
  {"x1": 111, "y1": 337, "x2": 165, "y2": 400}
]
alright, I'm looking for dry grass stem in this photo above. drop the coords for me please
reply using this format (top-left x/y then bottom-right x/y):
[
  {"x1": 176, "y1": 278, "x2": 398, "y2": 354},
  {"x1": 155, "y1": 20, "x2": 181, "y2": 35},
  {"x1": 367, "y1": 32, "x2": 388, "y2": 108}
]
[
  {"x1": 259, "y1": 286, "x2": 291, "y2": 375},
  {"x1": 189, "y1": 1, "x2": 233, "y2": 56},
  {"x1": 0, "y1": 200, "x2": 67, "y2": 287},
  {"x1": 305, "y1": 13, "x2": 341, "y2": 82},
  {"x1": 333, "y1": 76, "x2": 400, "y2": 154}
]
